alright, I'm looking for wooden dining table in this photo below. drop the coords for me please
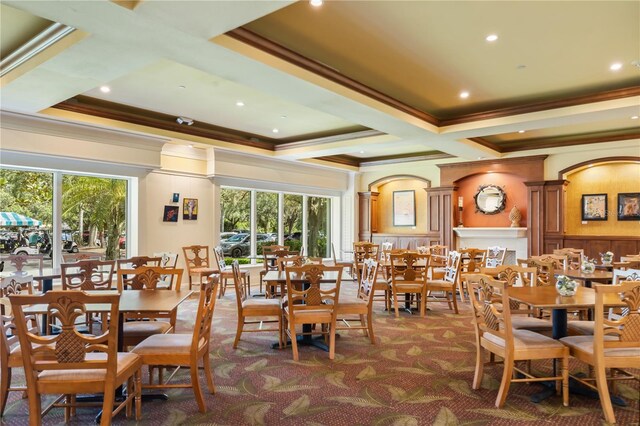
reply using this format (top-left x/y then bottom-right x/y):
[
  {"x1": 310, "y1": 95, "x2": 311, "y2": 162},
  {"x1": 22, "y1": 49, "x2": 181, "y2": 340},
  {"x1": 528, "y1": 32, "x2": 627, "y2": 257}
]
[
  {"x1": 263, "y1": 270, "x2": 350, "y2": 351},
  {"x1": 553, "y1": 268, "x2": 613, "y2": 288}
]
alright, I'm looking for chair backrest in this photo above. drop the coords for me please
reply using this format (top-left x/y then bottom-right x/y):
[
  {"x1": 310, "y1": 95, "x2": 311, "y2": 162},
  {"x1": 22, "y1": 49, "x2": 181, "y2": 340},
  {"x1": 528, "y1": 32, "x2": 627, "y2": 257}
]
[
  {"x1": 182, "y1": 245, "x2": 211, "y2": 274},
  {"x1": 428, "y1": 245, "x2": 449, "y2": 267},
  {"x1": 612, "y1": 261, "x2": 640, "y2": 271},
  {"x1": 116, "y1": 265, "x2": 183, "y2": 291},
  {"x1": 465, "y1": 273, "x2": 514, "y2": 349},
  {"x1": 190, "y1": 280, "x2": 219, "y2": 354},
  {"x1": 353, "y1": 242, "x2": 380, "y2": 263},
  {"x1": 358, "y1": 259, "x2": 379, "y2": 306},
  {"x1": 10, "y1": 291, "x2": 120, "y2": 388},
  {"x1": 62, "y1": 253, "x2": 104, "y2": 263},
  {"x1": 485, "y1": 246, "x2": 507, "y2": 267},
  {"x1": 460, "y1": 248, "x2": 486, "y2": 273},
  {"x1": 613, "y1": 268, "x2": 640, "y2": 284},
  {"x1": 262, "y1": 245, "x2": 290, "y2": 272},
  {"x1": 1, "y1": 254, "x2": 44, "y2": 276},
  {"x1": 213, "y1": 246, "x2": 227, "y2": 270},
  {"x1": 531, "y1": 254, "x2": 568, "y2": 270},
  {"x1": 307, "y1": 257, "x2": 324, "y2": 265},
  {"x1": 61, "y1": 260, "x2": 115, "y2": 291},
  {"x1": 153, "y1": 252, "x2": 179, "y2": 269},
  {"x1": 331, "y1": 243, "x2": 340, "y2": 264},
  {"x1": 593, "y1": 281, "x2": 640, "y2": 360},
  {"x1": 116, "y1": 256, "x2": 161, "y2": 270},
  {"x1": 285, "y1": 265, "x2": 342, "y2": 317},
  {"x1": 416, "y1": 246, "x2": 429, "y2": 254},
  {"x1": 277, "y1": 255, "x2": 305, "y2": 271},
  {"x1": 231, "y1": 261, "x2": 247, "y2": 311},
  {"x1": 0, "y1": 274, "x2": 34, "y2": 317},
  {"x1": 443, "y1": 251, "x2": 463, "y2": 283},
  {"x1": 523, "y1": 258, "x2": 558, "y2": 286},
  {"x1": 389, "y1": 252, "x2": 430, "y2": 285},
  {"x1": 381, "y1": 242, "x2": 393, "y2": 252},
  {"x1": 480, "y1": 265, "x2": 538, "y2": 288},
  {"x1": 553, "y1": 248, "x2": 583, "y2": 270}
]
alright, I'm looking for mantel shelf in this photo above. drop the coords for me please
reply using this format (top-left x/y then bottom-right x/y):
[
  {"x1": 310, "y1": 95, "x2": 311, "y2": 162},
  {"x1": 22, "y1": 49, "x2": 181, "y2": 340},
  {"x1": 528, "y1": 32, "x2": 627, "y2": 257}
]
[{"x1": 453, "y1": 227, "x2": 527, "y2": 238}]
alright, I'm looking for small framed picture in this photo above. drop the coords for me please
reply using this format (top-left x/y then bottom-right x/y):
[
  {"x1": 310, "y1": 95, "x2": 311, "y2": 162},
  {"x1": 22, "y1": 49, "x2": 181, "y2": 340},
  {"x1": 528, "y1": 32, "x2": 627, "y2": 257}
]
[
  {"x1": 183, "y1": 198, "x2": 198, "y2": 220},
  {"x1": 393, "y1": 190, "x2": 416, "y2": 226},
  {"x1": 581, "y1": 194, "x2": 607, "y2": 221},
  {"x1": 172, "y1": 193, "x2": 180, "y2": 203},
  {"x1": 163, "y1": 205, "x2": 179, "y2": 222},
  {"x1": 617, "y1": 193, "x2": 640, "y2": 221}
]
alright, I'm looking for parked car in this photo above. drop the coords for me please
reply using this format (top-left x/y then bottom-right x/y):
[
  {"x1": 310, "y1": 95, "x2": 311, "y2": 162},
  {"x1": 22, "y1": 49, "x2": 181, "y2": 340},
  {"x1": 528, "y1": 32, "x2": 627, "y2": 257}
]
[
  {"x1": 220, "y1": 232, "x2": 237, "y2": 242},
  {"x1": 220, "y1": 233, "x2": 273, "y2": 257},
  {"x1": 285, "y1": 231, "x2": 302, "y2": 241}
]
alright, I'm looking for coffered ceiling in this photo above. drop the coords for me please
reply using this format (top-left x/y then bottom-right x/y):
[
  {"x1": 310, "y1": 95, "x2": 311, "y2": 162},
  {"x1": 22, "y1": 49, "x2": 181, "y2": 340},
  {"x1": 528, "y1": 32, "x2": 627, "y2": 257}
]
[{"x1": 1, "y1": 1, "x2": 638, "y2": 169}]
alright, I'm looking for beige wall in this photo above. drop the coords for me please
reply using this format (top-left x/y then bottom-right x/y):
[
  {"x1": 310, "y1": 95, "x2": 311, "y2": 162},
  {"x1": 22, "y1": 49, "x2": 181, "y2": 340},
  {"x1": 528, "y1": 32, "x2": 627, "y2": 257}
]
[
  {"x1": 565, "y1": 162, "x2": 640, "y2": 236},
  {"x1": 377, "y1": 179, "x2": 429, "y2": 234}
]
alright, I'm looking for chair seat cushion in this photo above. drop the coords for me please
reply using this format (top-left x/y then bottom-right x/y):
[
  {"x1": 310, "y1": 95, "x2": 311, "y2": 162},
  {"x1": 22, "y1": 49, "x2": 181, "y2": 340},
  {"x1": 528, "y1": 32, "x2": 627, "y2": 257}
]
[
  {"x1": 337, "y1": 298, "x2": 367, "y2": 312},
  {"x1": 123, "y1": 320, "x2": 172, "y2": 337},
  {"x1": 132, "y1": 333, "x2": 203, "y2": 357},
  {"x1": 566, "y1": 321, "x2": 617, "y2": 336},
  {"x1": 426, "y1": 280, "x2": 454, "y2": 289},
  {"x1": 560, "y1": 335, "x2": 640, "y2": 358},
  {"x1": 242, "y1": 298, "x2": 282, "y2": 311},
  {"x1": 191, "y1": 267, "x2": 216, "y2": 275},
  {"x1": 511, "y1": 316, "x2": 553, "y2": 331},
  {"x1": 38, "y1": 352, "x2": 141, "y2": 383},
  {"x1": 484, "y1": 329, "x2": 565, "y2": 351}
]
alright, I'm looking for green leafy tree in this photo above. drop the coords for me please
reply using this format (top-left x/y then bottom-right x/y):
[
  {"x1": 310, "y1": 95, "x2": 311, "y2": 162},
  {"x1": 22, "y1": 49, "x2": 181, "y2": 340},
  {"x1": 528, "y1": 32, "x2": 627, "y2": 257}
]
[
  {"x1": 0, "y1": 169, "x2": 53, "y2": 225},
  {"x1": 256, "y1": 192, "x2": 278, "y2": 233},
  {"x1": 307, "y1": 197, "x2": 329, "y2": 257},
  {"x1": 220, "y1": 189, "x2": 250, "y2": 232},
  {"x1": 283, "y1": 194, "x2": 302, "y2": 236}
]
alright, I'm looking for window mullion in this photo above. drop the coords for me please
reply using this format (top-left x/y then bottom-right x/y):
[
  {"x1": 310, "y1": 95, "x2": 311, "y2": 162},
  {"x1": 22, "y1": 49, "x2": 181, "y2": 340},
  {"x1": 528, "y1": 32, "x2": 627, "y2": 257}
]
[{"x1": 250, "y1": 190, "x2": 257, "y2": 263}]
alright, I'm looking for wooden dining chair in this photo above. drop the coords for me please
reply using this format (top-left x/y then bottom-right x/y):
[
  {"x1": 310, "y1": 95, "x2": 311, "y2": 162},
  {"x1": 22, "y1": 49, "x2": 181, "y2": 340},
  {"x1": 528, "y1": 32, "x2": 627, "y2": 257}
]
[
  {"x1": 553, "y1": 248, "x2": 583, "y2": 270},
  {"x1": 182, "y1": 245, "x2": 217, "y2": 290},
  {"x1": 116, "y1": 266, "x2": 184, "y2": 348},
  {"x1": 428, "y1": 245, "x2": 449, "y2": 280},
  {"x1": 61, "y1": 252, "x2": 104, "y2": 263},
  {"x1": 259, "y1": 245, "x2": 289, "y2": 293},
  {"x1": 559, "y1": 281, "x2": 640, "y2": 424},
  {"x1": 61, "y1": 260, "x2": 115, "y2": 291},
  {"x1": 485, "y1": 246, "x2": 507, "y2": 267},
  {"x1": 1, "y1": 254, "x2": 44, "y2": 291},
  {"x1": 426, "y1": 251, "x2": 462, "y2": 314},
  {"x1": 479, "y1": 265, "x2": 552, "y2": 333},
  {"x1": 117, "y1": 256, "x2": 162, "y2": 270},
  {"x1": 353, "y1": 242, "x2": 380, "y2": 281},
  {"x1": 520, "y1": 258, "x2": 558, "y2": 287},
  {"x1": 284, "y1": 265, "x2": 343, "y2": 361},
  {"x1": 530, "y1": 254, "x2": 568, "y2": 270},
  {"x1": 231, "y1": 261, "x2": 283, "y2": 349},
  {"x1": 354, "y1": 252, "x2": 390, "y2": 311},
  {"x1": 465, "y1": 274, "x2": 569, "y2": 408},
  {"x1": 331, "y1": 243, "x2": 352, "y2": 274},
  {"x1": 389, "y1": 252, "x2": 430, "y2": 318},
  {"x1": 213, "y1": 246, "x2": 250, "y2": 298},
  {"x1": 10, "y1": 291, "x2": 142, "y2": 425},
  {"x1": 0, "y1": 274, "x2": 37, "y2": 417},
  {"x1": 132, "y1": 280, "x2": 219, "y2": 413},
  {"x1": 153, "y1": 252, "x2": 180, "y2": 288},
  {"x1": 336, "y1": 258, "x2": 379, "y2": 343}
]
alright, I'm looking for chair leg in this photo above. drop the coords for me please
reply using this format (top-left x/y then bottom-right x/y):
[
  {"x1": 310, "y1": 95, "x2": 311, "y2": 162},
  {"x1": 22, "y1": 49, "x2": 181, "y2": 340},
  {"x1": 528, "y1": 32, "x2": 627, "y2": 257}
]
[
  {"x1": 393, "y1": 288, "x2": 400, "y2": 318},
  {"x1": 0, "y1": 366, "x2": 11, "y2": 417},
  {"x1": 594, "y1": 364, "x2": 615, "y2": 424},
  {"x1": 64, "y1": 394, "x2": 71, "y2": 422},
  {"x1": 126, "y1": 377, "x2": 133, "y2": 418},
  {"x1": 289, "y1": 317, "x2": 299, "y2": 361},
  {"x1": 561, "y1": 356, "x2": 569, "y2": 407},
  {"x1": 278, "y1": 314, "x2": 283, "y2": 349},
  {"x1": 188, "y1": 275, "x2": 193, "y2": 291},
  {"x1": 329, "y1": 322, "x2": 336, "y2": 360},
  {"x1": 246, "y1": 275, "x2": 251, "y2": 296},
  {"x1": 496, "y1": 358, "x2": 514, "y2": 408},
  {"x1": 100, "y1": 383, "x2": 115, "y2": 426},
  {"x1": 451, "y1": 290, "x2": 459, "y2": 314},
  {"x1": 233, "y1": 317, "x2": 244, "y2": 349},
  {"x1": 203, "y1": 352, "x2": 215, "y2": 394},
  {"x1": 191, "y1": 364, "x2": 206, "y2": 413},
  {"x1": 472, "y1": 347, "x2": 485, "y2": 390},
  {"x1": 367, "y1": 312, "x2": 376, "y2": 344},
  {"x1": 359, "y1": 314, "x2": 368, "y2": 337}
]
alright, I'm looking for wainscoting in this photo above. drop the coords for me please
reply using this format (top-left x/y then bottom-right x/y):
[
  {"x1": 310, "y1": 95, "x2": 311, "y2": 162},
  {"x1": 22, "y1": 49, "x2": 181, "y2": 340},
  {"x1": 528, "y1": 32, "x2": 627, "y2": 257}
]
[
  {"x1": 371, "y1": 233, "x2": 441, "y2": 250},
  {"x1": 545, "y1": 235, "x2": 640, "y2": 261}
]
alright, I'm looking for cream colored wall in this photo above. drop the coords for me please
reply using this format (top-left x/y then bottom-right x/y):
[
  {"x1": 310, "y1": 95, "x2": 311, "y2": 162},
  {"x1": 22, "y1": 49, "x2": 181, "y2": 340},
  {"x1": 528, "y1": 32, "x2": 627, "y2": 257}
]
[
  {"x1": 377, "y1": 179, "x2": 429, "y2": 234},
  {"x1": 565, "y1": 162, "x2": 640, "y2": 236}
]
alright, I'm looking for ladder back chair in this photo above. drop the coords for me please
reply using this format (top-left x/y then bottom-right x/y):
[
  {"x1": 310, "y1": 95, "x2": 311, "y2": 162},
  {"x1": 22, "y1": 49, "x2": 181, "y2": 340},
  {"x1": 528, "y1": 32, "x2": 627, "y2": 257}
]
[
  {"x1": 336, "y1": 258, "x2": 379, "y2": 344},
  {"x1": 213, "y1": 246, "x2": 250, "y2": 298},
  {"x1": 284, "y1": 265, "x2": 343, "y2": 361},
  {"x1": 259, "y1": 245, "x2": 289, "y2": 293},
  {"x1": 116, "y1": 266, "x2": 184, "y2": 348},
  {"x1": 559, "y1": 281, "x2": 640, "y2": 424},
  {"x1": 426, "y1": 251, "x2": 462, "y2": 314},
  {"x1": 132, "y1": 280, "x2": 219, "y2": 413},
  {"x1": 389, "y1": 252, "x2": 430, "y2": 318},
  {"x1": 232, "y1": 261, "x2": 283, "y2": 349},
  {"x1": 10, "y1": 291, "x2": 142, "y2": 425},
  {"x1": 465, "y1": 274, "x2": 569, "y2": 408},
  {"x1": 182, "y1": 245, "x2": 217, "y2": 290}
]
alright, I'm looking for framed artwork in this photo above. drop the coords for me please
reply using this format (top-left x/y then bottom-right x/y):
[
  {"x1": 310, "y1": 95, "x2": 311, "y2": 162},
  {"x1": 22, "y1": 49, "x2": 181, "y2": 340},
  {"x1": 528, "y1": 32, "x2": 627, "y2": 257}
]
[
  {"x1": 183, "y1": 198, "x2": 198, "y2": 220},
  {"x1": 172, "y1": 193, "x2": 180, "y2": 203},
  {"x1": 581, "y1": 194, "x2": 607, "y2": 221},
  {"x1": 617, "y1": 193, "x2": 640, "y2": 221},
  {"x1": 163, "y1": 205, "x2": 179, "y2": 222},
  {"x1": 393, "y1": 190, "x2": 416, "y2": 226}
]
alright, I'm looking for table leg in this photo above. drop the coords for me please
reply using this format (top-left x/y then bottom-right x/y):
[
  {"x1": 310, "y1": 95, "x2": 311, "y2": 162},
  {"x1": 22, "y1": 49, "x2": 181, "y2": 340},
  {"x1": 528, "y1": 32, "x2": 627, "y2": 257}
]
[
  {"x1": 552, "y1": 308, "x2": 568, "y2": 340},
  {"x1": 40, "y1": 278, "x2": 53, "y2": 335}
]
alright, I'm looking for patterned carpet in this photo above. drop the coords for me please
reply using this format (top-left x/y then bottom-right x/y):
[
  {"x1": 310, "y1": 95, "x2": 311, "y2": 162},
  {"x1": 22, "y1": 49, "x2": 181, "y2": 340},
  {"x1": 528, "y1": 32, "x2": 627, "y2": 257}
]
[{"x1": 2, "y1": 286, "x2": 639, "y2": 426}]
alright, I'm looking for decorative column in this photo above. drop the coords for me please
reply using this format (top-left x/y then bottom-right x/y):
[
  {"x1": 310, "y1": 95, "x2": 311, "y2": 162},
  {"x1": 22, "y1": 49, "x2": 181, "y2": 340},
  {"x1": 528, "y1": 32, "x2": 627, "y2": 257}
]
[{"x1": 357, "y1": 191, "x2": 379, "y2": 242}]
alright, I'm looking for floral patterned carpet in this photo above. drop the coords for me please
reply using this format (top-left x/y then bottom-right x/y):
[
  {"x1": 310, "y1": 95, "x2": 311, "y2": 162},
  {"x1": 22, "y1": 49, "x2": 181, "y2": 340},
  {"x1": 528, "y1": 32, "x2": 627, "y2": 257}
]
[{"x1": 2, "y1": 285, "x2": 639, "y2": 425}]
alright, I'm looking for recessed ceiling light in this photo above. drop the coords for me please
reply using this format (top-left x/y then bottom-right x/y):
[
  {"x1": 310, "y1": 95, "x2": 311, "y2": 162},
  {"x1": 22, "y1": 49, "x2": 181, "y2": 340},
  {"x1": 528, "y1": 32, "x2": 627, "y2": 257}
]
[
  {"x1": 272, "y1": 128, "x2": 279, "y2": 133},
  {"x1": 176, "y1": 117, "x2": 194, "y2": 126},
  {"x1": 477, "y1": 157, "x2": 485, "y2": 160},
  {"x1": 518, "y1": 130, "x2": 526, "y2": 134},
  {"x1": 99, "y1": 85, "x2": 110, "y2": 93},
  {"x1": 236, "y1": 101, "x2": 245, "y2": 107},
  {"x1": 459, "y1": 91, "x2": 470, "y2": 99},
  {"x1": 485, "y1": 34, "x2": 498, "y2": 42},
  {"x1": 310, "y1": 0, "x2": 323, "y2": 6},
  {"x1": 516, "y1": 64, "x2": 527, "y2": 70},
  {"x1": 178, "y1": 85, "x2": 186, "y2": 89},
  {"x1": 631, "y1": 115, "x2": 639, "y2": 120},
  {"x1": 188, "y1": 144, "x2": 193, "y2": 148},
  {"x1": 610, "y1": 62, "x2": 623, "y2": 71},
  {"x1": 281, "y1": 115, "x2": 287, "y2": 119},
  {"x1": 359, "y1": 150, "x2": 365, "y2": 154}
]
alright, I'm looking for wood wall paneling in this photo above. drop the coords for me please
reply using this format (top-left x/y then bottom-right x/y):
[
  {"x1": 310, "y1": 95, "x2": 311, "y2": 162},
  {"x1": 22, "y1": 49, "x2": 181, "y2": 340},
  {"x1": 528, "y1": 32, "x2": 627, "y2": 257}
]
[
  {"x1": 429, "y1": 194, "x2": 440, "y2": 233},
  {"x1": 371, "y1": 193, "x2": 379, "y2": 233},
  {"x1": 543, "y1": 182, "x2": 567, "y2": 235},
  {"x1": 526, "y1": 183, "x2": 544, "y2": 256},
  {"x1": 437, "y1": 155, "x2": 547, "y2": 186}
]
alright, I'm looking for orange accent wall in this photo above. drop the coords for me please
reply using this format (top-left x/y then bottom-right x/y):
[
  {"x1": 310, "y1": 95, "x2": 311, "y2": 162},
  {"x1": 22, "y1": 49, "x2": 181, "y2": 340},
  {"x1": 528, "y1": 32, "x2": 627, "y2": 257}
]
[
  {"x1": 457, "y1": 173, "x2": 527, "y2": 227},
  {"x1": 565, "y1": 162, "x2": 640, "y2": 236}
]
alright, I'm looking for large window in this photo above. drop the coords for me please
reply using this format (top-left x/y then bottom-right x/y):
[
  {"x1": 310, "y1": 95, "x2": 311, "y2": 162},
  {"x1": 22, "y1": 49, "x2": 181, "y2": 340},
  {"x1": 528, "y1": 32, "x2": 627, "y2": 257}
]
[
  {"x1": 1, "y1": 166, "x2": 130, "y2": 272},
  {"x1": 220, "y1": 186, "x2": 333, "y2": 263}
]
